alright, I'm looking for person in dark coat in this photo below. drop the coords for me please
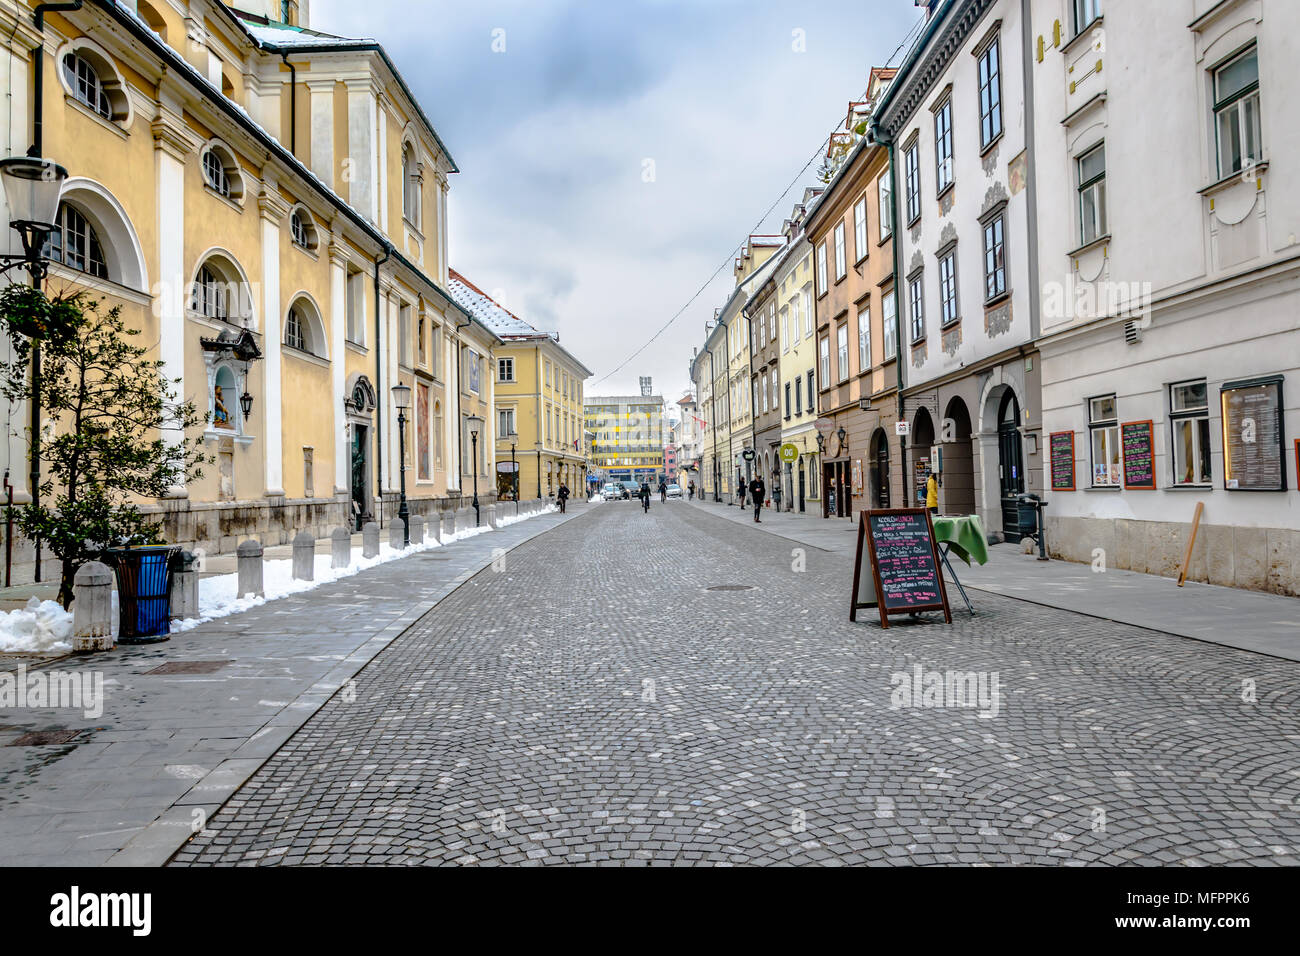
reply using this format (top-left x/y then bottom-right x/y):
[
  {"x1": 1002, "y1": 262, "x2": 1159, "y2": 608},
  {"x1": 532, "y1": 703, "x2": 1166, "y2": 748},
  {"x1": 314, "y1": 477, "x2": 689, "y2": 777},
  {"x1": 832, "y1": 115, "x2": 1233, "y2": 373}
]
[
  {"x1": 748, "y1": 475, "x2": 766, "y2": 523},
  {"x1": 639, "y1": 480, "x2": 652, "y2": 513},
  {"x1": 557, "y1": 482, "x2": 570, "y2": 513}
]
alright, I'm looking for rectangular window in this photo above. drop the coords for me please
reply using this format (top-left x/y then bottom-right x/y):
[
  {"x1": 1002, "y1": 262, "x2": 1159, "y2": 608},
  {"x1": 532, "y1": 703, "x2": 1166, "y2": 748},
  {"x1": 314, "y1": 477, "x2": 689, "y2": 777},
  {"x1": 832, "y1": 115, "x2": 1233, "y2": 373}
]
[
  {"x1": 1078, "y1": 143, "x2": 1107, "y2": 245},
  {"x1": 904, "y1": 140, "x2": 921, "y2": 223},
  {"x1": 498, "y1": 407, "x2": 516, "y2": 436},
  {"x1": 978, "y1": 35, "x2": 1002, "y2": 149},
  {"x1": 795, "y1": 377, "x2": 803, "y2": 415},
  {"x1": 983, "y1": 212, "x2": 1006, "y2": 300},
  {"x1": 882, "y1": 289, "x2": 898, "y2": 359},
  {"x1": 1170, "y1": 380, "x2": 1211, "y2": 486},
  {"x1": 939, "y1": 251, "x2": 958, "y2": 327},
  {"x1": 908, "y1": 273, "x2": 925, "y2": 343},
  {"x1": 1214, "y1": 45, "x2": 1261, "y2": 178},
  {"x1": 878, "y1": 168, "x2": 893, "y2": 240},
  {"x1": 772, "y1": 373, "x2": 779, "y2": 410},
  {"x1": 769, "y1": 303, "x2": 776, "y2": 343},
  {"x1": 1074, "y1": 0, "x2": 1101, "y2": 33},
  {"x1": 819, "y1": 336, "x2": 830, "y2": 384},
  {"x1": 853, "y1": 198, "x2": 868, "y2": 261},
  {"x1": 802, "y1": 287, "x2": 814, "y2": 337},
  {"x1": 345, "y1": 269, "x2": 364, "y2": 344},
  {"x1": 834, "y1": 223, "x2": 847, "y2": 280},
  {"x1": 498, "y1": 356, "x2": 514, "y2": 382},
  {"x1": 760, "y1": 374, "x2": 768, "y2": 414},
  {"x1": 785, "y1": 381, "x2": 792, "y2": 419},
  {"x1": 398, "y1": 303, "x2": 410, "y2": 367},
  {"x1": 816, "y1": 241, "x2": 828, "y2": 294},
  {"x1": 780, "y1": 305, "x2": 789, "y2": 351},
  {"x1": 1088, "y1": 393, "x2": 1121, "y2": 486},
  {"x1": 416, "y1": 383, "x2": 430, "y2": 480},
  {"x1": 417, "y1": 317, "x2": 426, "y2": 366},
  {"x1": 806, "y1": 370, "x2": 814, "y2": 409},
  {"x1": 934, "y1": 97, "x2": 953, "y2": 194},
  {"x1": 837, "y1": 323, "x2": 849, "y2": 382},
  {"x1": 857, "y1": 304, "x2": 871, "y2": 372}
]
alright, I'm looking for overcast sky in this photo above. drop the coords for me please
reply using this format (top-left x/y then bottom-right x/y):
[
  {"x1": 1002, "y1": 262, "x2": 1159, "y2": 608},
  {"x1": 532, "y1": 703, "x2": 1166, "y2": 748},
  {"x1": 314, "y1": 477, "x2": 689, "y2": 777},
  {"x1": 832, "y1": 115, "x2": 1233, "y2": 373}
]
[{"x1": 314, "y1": 0, "x2": 921, "y2": 402}]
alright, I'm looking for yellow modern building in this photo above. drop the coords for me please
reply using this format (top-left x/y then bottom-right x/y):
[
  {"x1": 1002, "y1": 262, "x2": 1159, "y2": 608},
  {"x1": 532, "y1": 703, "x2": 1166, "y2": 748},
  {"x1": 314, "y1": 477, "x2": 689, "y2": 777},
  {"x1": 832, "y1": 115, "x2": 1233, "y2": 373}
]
[
  {"x1": 0, "y1": 0, "x2": 501, "y2": 568},
  {"x1": 585, "y1": 394, "x2": 665, "y2": 486},
  {"x1": 447, "y1": 270, "x2": 591, "y2": 500}
]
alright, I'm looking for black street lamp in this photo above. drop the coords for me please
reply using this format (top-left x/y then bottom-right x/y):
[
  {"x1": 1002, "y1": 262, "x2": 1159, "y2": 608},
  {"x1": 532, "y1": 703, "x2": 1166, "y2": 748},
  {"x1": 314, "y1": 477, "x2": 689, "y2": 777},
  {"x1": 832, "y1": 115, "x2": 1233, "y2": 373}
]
[
  {"x1": 239, "y1": 389, "x2": 254, "y2": 422},
  {"x1": 511, "y1": 441, "x2": 518, "y2": 515},
  {"x1": 468, "y1": 414, "x2": 483, "y2": 525},
  {"x1": 392, "y1": 382, "x2": 411, "y2": 546},
  {"x1": 0, "y1": 156, "x2": 69, "y2": 585}
]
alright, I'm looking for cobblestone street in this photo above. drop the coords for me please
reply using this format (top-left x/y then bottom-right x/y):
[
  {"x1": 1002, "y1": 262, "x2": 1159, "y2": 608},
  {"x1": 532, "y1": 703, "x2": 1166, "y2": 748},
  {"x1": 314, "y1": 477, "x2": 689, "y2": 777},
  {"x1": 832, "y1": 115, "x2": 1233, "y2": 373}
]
[{"x1": 169, "y1": 501, "x2": 1300, "y2": 866}]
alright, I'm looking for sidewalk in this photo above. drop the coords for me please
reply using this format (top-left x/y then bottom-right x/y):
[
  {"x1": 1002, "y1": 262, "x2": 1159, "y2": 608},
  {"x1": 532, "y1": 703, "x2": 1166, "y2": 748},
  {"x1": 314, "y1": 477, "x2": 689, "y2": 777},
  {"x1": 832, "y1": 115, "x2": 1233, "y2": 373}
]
[
  {"x1": 0, "y1": 502, "x2": 586, "y2": 866},
  {"x1": 689, "y1": 498, "x2": 1300, "y2": 662}
]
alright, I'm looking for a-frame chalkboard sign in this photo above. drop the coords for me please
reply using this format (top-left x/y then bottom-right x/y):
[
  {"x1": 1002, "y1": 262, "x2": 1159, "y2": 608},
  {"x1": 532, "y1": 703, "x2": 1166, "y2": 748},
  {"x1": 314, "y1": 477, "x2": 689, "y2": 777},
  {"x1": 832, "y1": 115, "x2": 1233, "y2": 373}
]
[{"x1": 850, "y1": 508, "x2": 952, "y2": 628}]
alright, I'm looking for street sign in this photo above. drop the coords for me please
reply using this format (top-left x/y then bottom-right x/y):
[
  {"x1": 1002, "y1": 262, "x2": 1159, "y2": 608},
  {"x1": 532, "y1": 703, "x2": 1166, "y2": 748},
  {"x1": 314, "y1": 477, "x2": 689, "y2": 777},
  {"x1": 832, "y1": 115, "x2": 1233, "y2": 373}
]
[
  {"x1": 742, "y1": 448, "x2": 755, "y2": 462},
  {"x1": 895, "y1": 421, "x2": 910, "y2": 436},
  {"x1": 779, "y1": 443, "x2": 799, "y2": 463}
]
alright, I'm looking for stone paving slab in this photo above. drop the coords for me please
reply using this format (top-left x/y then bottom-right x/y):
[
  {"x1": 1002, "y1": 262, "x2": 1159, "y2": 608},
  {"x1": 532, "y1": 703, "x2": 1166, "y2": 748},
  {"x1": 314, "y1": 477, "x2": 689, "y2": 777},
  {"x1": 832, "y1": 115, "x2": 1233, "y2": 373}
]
[
  {"x1": 690, "y1": 498, "x2": 1300, "y2": 662},
  {"x1": 0, "y1": 506, "x2": 576, "y2": 866}
]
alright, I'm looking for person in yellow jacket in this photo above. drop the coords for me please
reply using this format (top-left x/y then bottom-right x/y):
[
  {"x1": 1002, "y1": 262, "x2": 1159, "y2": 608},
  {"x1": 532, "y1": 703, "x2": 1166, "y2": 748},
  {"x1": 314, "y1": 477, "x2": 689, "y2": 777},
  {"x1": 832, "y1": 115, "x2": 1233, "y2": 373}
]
[{"x1": 925, "y1": 470, "x2": 939, "y2": 515}]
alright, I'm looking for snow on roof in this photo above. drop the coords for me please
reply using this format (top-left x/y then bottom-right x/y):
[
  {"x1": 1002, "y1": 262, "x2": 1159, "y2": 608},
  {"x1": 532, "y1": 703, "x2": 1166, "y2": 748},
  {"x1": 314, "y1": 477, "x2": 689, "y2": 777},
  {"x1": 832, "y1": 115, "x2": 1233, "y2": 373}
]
[
  {"x1": 447, "y1": 270, "x2": 543, "y2": 337},
  {"x1": 241, "y1": 20, "x2": 378, "y2": 48}
]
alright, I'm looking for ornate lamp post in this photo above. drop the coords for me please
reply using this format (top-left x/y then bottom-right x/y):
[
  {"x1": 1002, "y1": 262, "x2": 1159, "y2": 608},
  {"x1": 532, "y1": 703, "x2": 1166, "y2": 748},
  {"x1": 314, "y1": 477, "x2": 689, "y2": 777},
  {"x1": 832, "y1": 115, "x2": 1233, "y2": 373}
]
[
  {"x1": 0, "y1": 156, "x2": 69, "y2": 583},
  {"x1": 467, "y1": 414, "x2": 483, "y2": 525},
  {"x1": 391, "y1": 382, "x2": 411, "y2": 545},
  {"x1": 511, "y1": 441, "x2": 518, "y2": 515}
]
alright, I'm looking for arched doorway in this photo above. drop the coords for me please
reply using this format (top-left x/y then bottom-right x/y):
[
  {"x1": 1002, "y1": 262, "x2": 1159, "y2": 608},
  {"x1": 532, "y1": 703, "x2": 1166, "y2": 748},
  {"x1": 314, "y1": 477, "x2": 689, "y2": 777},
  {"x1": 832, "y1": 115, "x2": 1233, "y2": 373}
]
[
  {"x1": 912, "y1": 407, "x2": 936, "y2": 508},
  {"x1": 943, "y1": 397, "x2": 975, "y2": 515},
  {"x1": 997, "y1": 389, "x2": 1025, "y2": 540},
  {"x1": 869, "y1": 428, "x2": 891, "y2": 508},
  {"x1": 345, "y1": 375, "x2": 376, "y2": 529}
]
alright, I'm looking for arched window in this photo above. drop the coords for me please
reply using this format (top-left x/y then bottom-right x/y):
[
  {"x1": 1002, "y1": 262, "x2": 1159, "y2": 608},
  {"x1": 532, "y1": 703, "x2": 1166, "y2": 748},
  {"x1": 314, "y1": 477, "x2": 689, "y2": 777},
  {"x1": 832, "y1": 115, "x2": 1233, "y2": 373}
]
[
  {"x1": 201, "y1": 143, "x2": 243, "y2": 202},
  {"x1": 62, "y1": 52, "x2": 110, "y2": 118},
  {"x1": 46, "y1": 203, "x2": 107, "y2": 279},
  {"x1": 203, "y1": 151, "x2": 230, "y2": 197},
  {"x1": 285, "y1": 306, "x2": 305, "y2": 351},
  {"x1": 290, "y1": 207, "x2": 317, "y2": 251},
  {"x1": 402, "y1": 143, "x2": 420, "y2": 224},
  {"x1": 190, "y1": 255, "x2": 253, "y2": 328},
  {"x1": 194, "y1": 264, "x2": 228, "y2": 321},
  {"x1": 136, "y1": 0, "x2": 168, "y2": 42},
  {"x1": 283, "y1": 297, "x2": 327, "y2": 359}
]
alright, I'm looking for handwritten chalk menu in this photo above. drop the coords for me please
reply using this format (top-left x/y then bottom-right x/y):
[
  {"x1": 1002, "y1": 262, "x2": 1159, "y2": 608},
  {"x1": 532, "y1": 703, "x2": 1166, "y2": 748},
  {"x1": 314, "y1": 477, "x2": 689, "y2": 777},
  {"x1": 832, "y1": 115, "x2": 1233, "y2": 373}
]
[
  {"x1": 1221, "y1": 379, "x2": 1286, "y2": 491},
  {"x1": 1049, "y1": 431, "x2": 1075, "y2": 491},
  {"x1": 1121, "y1": 420, "x2": 1156, "y2": 489},
  {"x1": 850, "y1": 508, "x2": 951, "y2": 628}
]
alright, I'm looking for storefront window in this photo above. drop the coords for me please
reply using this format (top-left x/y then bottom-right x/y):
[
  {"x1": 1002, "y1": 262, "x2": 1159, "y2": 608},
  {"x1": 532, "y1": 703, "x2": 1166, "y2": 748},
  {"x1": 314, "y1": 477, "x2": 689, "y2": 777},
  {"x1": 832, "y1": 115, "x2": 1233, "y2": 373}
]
[
  {"x1": 1089, "y1": 393, "x2": 1120, "y2": 486},
  {"x1": 1169, "y1": 380, "x2": 1210, "y2": 486}
]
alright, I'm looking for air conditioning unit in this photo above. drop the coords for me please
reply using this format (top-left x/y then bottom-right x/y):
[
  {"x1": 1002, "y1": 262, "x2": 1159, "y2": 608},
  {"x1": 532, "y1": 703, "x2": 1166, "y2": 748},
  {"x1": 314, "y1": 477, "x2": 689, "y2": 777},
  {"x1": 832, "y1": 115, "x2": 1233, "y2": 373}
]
[{"x1": 1124, "y1": 321, "x2": 1142, "y2": 345}]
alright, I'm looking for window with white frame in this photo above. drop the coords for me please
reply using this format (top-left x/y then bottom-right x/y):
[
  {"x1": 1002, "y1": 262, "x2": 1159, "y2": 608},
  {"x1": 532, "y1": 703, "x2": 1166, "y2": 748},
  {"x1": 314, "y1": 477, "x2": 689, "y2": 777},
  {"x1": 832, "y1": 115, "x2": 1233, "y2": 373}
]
[
  {"x1": 47, "y1": 203, "x2": 107, "y2": 279},
  {"x1": 837, "y1": 322, "x2": 849, "y2": 382},
  {"x1": 857, "y1": 304, "x2": 871, "y2": 371},
  {"x1": 977, "y1": 34, "x2": 1002, "y2": 149},
  {"x1": 934, "y1": 96, "x2": 953, "y2": 194},
  {"x1": 785, "y1": 381, "x2": 792, "y2": 419},
  {"x1": 62, "y1": 51, "x2": 111, "y2": 118},
  {"x1": 819, "y1": 336, "x2": 830, "y2": 384},
  {"x1": 853, "y1": 197, "x2": 868, "y2": 261},
  {"x1": 1077, "y1": 143, "x2": 1107, "y2": 245},
  {"x1": 806, "y1": 370, "x2": 814, "y2": 409},
  {"x1": 982, "y1": 209, "x2": 1006, "y2": 300},
  {"x1": 802, "y1": 286, "x2": 814, "y2": 337},
  {"x1": 754, "y1": 378, "x2": 761, "y2": 413},
  {"x1": 398, "y1": 303, "x2": 411, "y2": 367},
  {"x1": 284, "y1": 305, "x2": 306, "y2": 352},
  {"x1": 772, "y1": 374, "x2": 779, "y2": 411},
  {"x1": 904, "y1": 139, "x2": 921, "y2": 223},
  {"x1": 498, "y1": 356, "x2": 514, "y2": 382},
  {"x1": 769, "y1": 303, "x2": 776, "y2": 343},
  {"x1": 498, "y1": 407, "x2": 516, "y2": 436},
  {"x1": 780, "y1": 305, "x2": 789, "y2": 350},
  {"x1": 1073, "y1": 0, "x2": 1101, "y2": 34},
  {"x1": 203, "y1": 149, "x2": 232, "y2": 198},
  {"x1": 1214, "y1": 45, "x2": 1261, "y2": 178},
  {"x1": 878, "y1": 168, "x2": 893, "y2": 240},
  {"x1": 1170, "y1": 380, "x2": 1211, "y2": 486},
  {"x1": 908, "y1": 272, "x2": 925, "y2": 343},
  {"x1": 193, "y1": 263, "x2": 229, "y2": 322},
  {"x1": 882, "y1": 289, "x2": 898, "y2": 359},
  {"x1": 816, "y1": 241, "x2": 828, "y2": 294},
  {"x1": 1088, "y1": 393, "x2": 1121, "y2": 486},
  {"x1": 938, "y1": 250, "x2": 958, "y2": 327},
  {"x1": 833, "y1": 222, "x2": 847, "y2": 280},
  {"x1": 345, "y1": 268, "x2": 364, "y2": 344}
]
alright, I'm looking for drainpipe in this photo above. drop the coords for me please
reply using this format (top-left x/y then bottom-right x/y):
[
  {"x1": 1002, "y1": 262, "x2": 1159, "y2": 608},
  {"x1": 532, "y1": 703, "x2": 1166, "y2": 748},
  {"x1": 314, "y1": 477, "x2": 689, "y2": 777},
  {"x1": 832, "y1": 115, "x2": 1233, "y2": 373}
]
[
  {"x1": 373, "y1": 242, "x2": 391, "y2": 525},
  {"x1": 872, "y1": 120, "x2": 908, "y2": 509},
  {"x1": 454, "y1": 313, "x2": 471, "y2": 497},
  {"x1": 30, "y1": 3, "x2": 82, "y2": 158},
  {"x1": 280, "y1": 53, "x2": 296, "y2": 157}
]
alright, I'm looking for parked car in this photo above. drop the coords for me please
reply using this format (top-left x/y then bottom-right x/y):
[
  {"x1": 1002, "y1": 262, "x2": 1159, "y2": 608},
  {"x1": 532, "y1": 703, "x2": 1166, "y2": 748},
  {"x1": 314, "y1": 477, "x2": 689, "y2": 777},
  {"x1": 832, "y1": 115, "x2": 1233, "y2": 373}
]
[
  {"x1": 621, "y1": 481, "x2": 641, "y2": 498},
  {"x1": 665, "y1": 484, "x2": 683, "y2": 500},
  {"x1": 602, "y1": 482, "x2": 628, "y2": 500}
]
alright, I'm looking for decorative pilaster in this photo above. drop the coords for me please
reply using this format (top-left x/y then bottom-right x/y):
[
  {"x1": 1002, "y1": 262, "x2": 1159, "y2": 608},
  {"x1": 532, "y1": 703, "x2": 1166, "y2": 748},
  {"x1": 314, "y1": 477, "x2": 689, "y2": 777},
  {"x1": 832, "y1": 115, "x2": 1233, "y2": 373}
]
[
  {"x1": 258, "y1": 181, "x2": 291, "y2": 497},
  {"x1": 328, "y1": 237, "x2": 349, "y2": 494}
]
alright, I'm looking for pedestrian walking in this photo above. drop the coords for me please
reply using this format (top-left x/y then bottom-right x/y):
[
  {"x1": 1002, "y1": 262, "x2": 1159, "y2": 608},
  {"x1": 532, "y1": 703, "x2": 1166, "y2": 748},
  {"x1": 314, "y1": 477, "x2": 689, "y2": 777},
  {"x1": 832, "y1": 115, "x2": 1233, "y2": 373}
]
[
  {"x1": 558, "y1": 482, "x2": 570, "y2": 514},
  {"x1": 749, "y1": 475, "x2": 765, "y2": 523},
  {"x1": 688, "y1": 480, "x2": 696, "y2": 500},
  {"x1": 925, "y1": 469, "x2": 939, "y2": 516},
  {"x1": 772, "y1": 480, "x2": 782, "y2": 512},
  {"x1": 639, "y1": 480, "x2": 652, "y2": 513}
]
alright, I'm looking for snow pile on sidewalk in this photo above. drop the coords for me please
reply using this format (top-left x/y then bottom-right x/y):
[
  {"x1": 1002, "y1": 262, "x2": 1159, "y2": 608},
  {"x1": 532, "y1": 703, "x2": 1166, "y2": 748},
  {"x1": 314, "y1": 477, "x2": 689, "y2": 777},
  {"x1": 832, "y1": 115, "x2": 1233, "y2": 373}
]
[
  {"x1": 0, "y1": 597, "x2": 73, "y2": 653},
  {"x1": 497, "y1": 502, "x2": 559, "y2": 527}
]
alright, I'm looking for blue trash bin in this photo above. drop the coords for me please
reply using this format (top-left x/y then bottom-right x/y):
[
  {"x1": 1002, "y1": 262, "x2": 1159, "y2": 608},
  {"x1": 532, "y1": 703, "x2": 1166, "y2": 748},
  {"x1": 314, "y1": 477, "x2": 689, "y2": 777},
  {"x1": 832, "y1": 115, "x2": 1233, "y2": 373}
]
[{"x1": 106, "y1": 545, "x2": 181, "y2": 643}]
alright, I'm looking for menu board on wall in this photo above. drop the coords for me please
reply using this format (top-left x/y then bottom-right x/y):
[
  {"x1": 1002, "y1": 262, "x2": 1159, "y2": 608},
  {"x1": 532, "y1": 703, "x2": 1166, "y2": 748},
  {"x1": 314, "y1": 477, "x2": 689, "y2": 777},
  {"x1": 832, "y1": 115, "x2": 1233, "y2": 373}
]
[
  {"x1": 850, "y1": 508, "x2": 951, "y2": 628},
  {"x1": 1222, "y1": 378, "x2": 1286, "y2": 491},
  {"x1": 1049, "y1": 431, "x2": 1075, "y2": 491},
  {"x1": 1121, "y1": 420, "x2": 1156, "y2": 490}
]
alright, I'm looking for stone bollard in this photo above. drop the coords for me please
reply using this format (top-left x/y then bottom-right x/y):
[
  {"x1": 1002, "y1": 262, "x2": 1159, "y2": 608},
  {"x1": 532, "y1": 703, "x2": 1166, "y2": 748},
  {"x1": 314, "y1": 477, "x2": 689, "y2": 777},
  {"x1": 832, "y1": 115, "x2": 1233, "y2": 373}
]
[
  {"x1": 487, "y1": 504, "x2": 498, "y2": 529},
  {"x1": 331, "y1": 527, "x2": 351, "y2": 569},
  {"x1": 169, "y1": 550, "x2": 199, "y2": 623},
  {"x1": 441, "y1": 510, "x2": 455, "y2": 541},
  {"x1": 456, "y1": 507, "x2": 472, "y2": 533},
  {"x1": 409, "y1": 514, "x2": 424, "y2": 545},
  {"x1": 389, "y1": 519, "x2": 405, "y2": 550},
  {"x1": 72, "y1": 561, "x2": 114, "y2": 652},
  {"x1": 292, "y1": 531, "x2": 315, "y2": 581},
  {"x1": 236, "y1": 539, "x2": 264, "y2": 598},
  {"x1": 362, "y1": 521, "x2": 380, "y2": 558}
]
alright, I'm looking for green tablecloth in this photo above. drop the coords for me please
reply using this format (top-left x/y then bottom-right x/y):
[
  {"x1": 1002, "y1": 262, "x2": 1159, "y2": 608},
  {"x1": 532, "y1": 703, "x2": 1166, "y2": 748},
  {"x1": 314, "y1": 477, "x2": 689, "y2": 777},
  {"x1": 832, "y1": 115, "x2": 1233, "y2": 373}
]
[{"x1": 932, "y1": 514, "x2": 988, "y2": 567}]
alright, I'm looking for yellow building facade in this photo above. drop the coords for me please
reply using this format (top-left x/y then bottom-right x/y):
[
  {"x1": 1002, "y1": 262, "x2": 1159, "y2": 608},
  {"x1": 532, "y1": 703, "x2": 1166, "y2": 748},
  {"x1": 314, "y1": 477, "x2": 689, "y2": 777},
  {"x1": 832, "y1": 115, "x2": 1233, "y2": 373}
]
[
  {"x1": 585, "y1": 395, "x2": 665, "y2": 486},
  {"x1": 448, "y1": 270, "x2": 591, "y2": 501},
  {"x1": 0, "y1": 0, "x2": 499, "y2": 565}
]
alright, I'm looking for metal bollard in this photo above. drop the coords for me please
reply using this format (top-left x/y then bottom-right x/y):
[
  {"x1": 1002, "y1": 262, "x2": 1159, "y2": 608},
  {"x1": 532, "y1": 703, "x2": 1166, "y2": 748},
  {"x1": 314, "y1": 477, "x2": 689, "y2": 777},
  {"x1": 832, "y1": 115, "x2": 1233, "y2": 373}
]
[
  {"x1": 331, "y1": 527, "x2": 351, "y2": 569},
  {"x1": 292, "y1": 531, "x2": 315, "y2": 581},
  {"x1": 72, "y1": 560, "x2": 114, "y2": 652},
  {"x1": 362, "y1": 521, "x2": 380, "y2": 558},
  {"x1": 409, "y1": 514, "x2": 424, "y2": 546},
  {"x1": 236, "y1": 539, "x2": 264, "y2": 598},
  {"x1": 169, "y1": 550, "x2": 199, "y2": 622}
]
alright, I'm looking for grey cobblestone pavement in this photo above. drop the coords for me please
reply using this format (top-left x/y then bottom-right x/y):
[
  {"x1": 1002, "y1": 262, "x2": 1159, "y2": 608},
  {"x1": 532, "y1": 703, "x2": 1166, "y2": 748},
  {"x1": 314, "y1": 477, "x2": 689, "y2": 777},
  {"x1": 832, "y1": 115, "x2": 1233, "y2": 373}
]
[{"x1": 171, "y1": 500, "x2": 1300, "y2": 866}]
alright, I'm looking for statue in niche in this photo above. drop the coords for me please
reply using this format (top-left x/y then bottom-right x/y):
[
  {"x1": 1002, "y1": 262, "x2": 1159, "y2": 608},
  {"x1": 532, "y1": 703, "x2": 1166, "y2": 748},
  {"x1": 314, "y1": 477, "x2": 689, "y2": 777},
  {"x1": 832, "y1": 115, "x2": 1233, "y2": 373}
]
[{"x1": 214, "y1": 384, "x2": 233, "y2": 429}]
